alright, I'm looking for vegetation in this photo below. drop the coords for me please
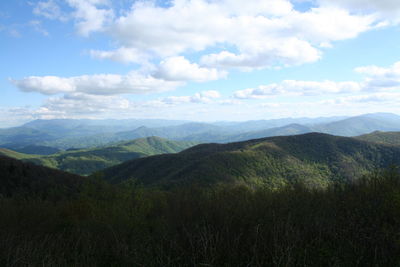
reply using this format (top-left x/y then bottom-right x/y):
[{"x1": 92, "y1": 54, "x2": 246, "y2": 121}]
[
  {"x1": 3, "y1": 131, "x2": 400, "y2": 265},
  {"x1": 0, "y1": 148, "x2": 37, "y2": 160},
  {"x1": 2, "y1": 137, "x2": 196, "y2": 176},
  {"x1": 2, "y1": 113, "x2": 400, "y2": 149},
  {"x1": 0, "y1": 156, "x2": 82, "y2": 198},
  {"x1": 1, "y1": 162, "x2": 400, "y2": 266},
  {"x1": 357, "y1": 131, "x2": 400, "y2": 146},
  {"x1": 101, "y1": 133, "x2": 400, "y2": 188}
]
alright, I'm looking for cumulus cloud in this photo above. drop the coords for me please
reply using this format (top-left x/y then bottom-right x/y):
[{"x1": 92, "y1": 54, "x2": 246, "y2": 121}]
[
  {"x1": 94, "y1": 0, "x2": 375, "y2": 70},
  {"x1": 317, "y1": 0, "x2": 400, "y2": 22},
  {"x1": 12, "y1": 72, "x2": 182, "y2": 96},
  {"x1": 32, "y1": 0, "x2": 385, "y2": 71},
  {"x1": 33, "y1": 0, "x2": 114, "y2": 36},
  {"x1": 322, "y1": 92, "x2": 400, "y2": 106},
  {"x1": 234, "y1": 61, "x2": 400, "y2": 99},
  {"x1": 66, "y1": 0, "x2": 114, "y2": 36},
  {"x1": 90, "y1": 47, "x2": 148, "y2": 64},
  {"x1": 234, "y1": 80, "x2": 361, "y2": 99},
  {"x1": 43, "y1": 93, "x2": 131, "y2": 115},
  {"x1": 356, "y1": 61, "x2": 400, "y2": 91},
  {"x1": 159, "y1": 90, "x2": 222, "y2": 105},
  {"x1": 154, "y1": 56, "x2": 227, "y2": 82}
]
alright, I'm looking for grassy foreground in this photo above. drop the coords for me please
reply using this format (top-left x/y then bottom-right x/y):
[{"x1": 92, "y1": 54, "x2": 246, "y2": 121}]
[{"x1": 1, "y1": 168, "x2": 400, "y2": 266}]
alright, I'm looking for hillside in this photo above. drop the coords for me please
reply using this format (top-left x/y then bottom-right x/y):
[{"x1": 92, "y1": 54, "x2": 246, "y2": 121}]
[
  {"x1": 0, "y1": 148, "x2": 37, "y2": 159},
  {"x1": 101, "y1": 133, "x2": 400, "y2": 188},
  {"x1": 356, "y1": 131, "x2": 400, "y2": 146},
  {"x1": 0, "y1": 156, "x2": 83, "y2": 197},
  {"x1": 314, "y1": 113, "x2": 400, "y2": 136},
  {"x1": 23, "y1": 137, "x2": 197, "y2": 175},
  {"x1": 2, "y1": 113, "x2": 400, "y2": 149}
]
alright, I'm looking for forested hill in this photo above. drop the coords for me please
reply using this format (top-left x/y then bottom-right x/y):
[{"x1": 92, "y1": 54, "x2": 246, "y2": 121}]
[
  {"x1": 356, "y1": 131, "x2": 400, "y2": 146},
  {"x1": 100, "y1": 132, "x2": 400, "y2": 188},
  {"x1": 1, "y1": 136, "x2": 197, "y2": 176},
  {"x1": 0, "y1": 156, "x2": 83, "y2": 197}
]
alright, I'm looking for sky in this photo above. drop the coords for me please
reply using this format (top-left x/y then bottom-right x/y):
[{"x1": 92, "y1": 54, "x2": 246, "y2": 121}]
[{"x1": 1, "y1": 0, "x2": 400, "y2": 127}]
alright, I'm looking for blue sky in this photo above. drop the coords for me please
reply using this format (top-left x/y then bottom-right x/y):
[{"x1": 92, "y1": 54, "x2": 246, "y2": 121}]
[{"x1": 1, "y1": 0, "x2": 400, "y2": 127}]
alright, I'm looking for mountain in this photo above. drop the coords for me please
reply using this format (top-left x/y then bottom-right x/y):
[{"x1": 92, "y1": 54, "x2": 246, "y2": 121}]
[
  {"x1": 116, "y1": 123, "x2": 223, "y2": 140},
  {"x1": 9, "y1": 137, "x2": 197, "y2": 175},
  {"x1": 0, "y1": 119, "x2": 192, "y2": 150},
  {"x1": 0, "y1": 156, "x2": 83, "y2": 197},
  {"x1": 212, "y1": 116, "x2": 348, "y2": 132},
  {"x1": 100, "y1": 133, "x2": 400, "y2": 188},
  {"x1": 314, "y1": 113, "x2": 400, "y2": 136},
  {"x1": 356, "y1": 131, "x2": 400, "y2": 146},
  {"x1": 0, "y1": 127, "x2": 56, "y2": 146},
  {"x1": 0, "y1": 148, "x2": 37, "y2": 159},
  {"x1": 22, "y1": 118, "x2": 190, "y2": 135},
  {"x1": 2, "y1": 113, "x2": 400, "y2": 151},
  {"x1": 227, "y1": 123, "x2": 314, "y2": 142},
  {"x1": 174, "y1": 113, "x2": 400, "y2": 143}
]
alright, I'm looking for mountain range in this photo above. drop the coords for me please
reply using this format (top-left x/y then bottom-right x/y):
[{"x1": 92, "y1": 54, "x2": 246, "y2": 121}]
[
  {"x1": 2, "y1": 113, "x2": 400, "y2": 153},
  {"x1": 100, "y1": 132, "x2": 400, "y2": 189},
  {"x1": 0, "y1": 137, "x2": 196, "y2": 175}
]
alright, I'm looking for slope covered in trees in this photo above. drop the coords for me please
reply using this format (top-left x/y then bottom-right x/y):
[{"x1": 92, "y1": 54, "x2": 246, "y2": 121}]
[
  {"x1": 101, "y1": 133, "x2": 400, "y2": 188},
  {"x1": 0, "y1": 156, "x2": 83, "y2": 197},
  {"x1": 1, "y1": 167, "x2": 400, "y2": 266},
  {"x1": 357, "y1": 131, "x2": 400, "y2": 146},
  {"x1": 2, "y1": 137, "x2": 197, "y2": 175}
]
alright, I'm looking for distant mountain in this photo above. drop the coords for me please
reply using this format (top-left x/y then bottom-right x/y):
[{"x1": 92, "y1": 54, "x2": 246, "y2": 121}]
[
  {"x1": 0, "y1": 148, "x2": 37, "y2": 159},
  {"x1": 2, "y1": 113, "x2": 400, "y2": 150},
  {"x1": 356, "y1": 131, "x2": 400, "y2": 146},
  {"x1": 228, "y1": 123, "x2": 313, "y2": 142},
  {"x1": 101, "y1": 133, "x2": 400, "y2": 188},
  {"x1": 212, "y1": 116, "x2": 348, "y2": 132},
  {"x1": 116, "y1": 123, "x2": 223, "y2": 140},
  {"x1": 0, "y1": 127, "x2": 56, "y2": 146},
  {"x1": 10, "y1": 145, "x2": 61, "y2": 155},
  {"x1": 4, "y1": 137, "x2": 197, "y2": 176},
  {"x1": 0, "y1": 156, "x2": 83, "y2": 197},
  {"x1": 314, "y1": 113, "x2": 400, "y2": 136}
]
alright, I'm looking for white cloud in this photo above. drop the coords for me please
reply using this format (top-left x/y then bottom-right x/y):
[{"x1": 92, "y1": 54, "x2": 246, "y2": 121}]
[
  {"x1": 66, "y1": 0, "x2": 114, "y2": 36},
  {"x1": 325, "y1": 93, "x2": 400, "y2": 105},
  {"x1": 33, "y1": 0, "x2": 67, "y2": 21},
  {"x1": 107, "y1": 0, "x2": 375, "y2": 70},
  {"x1": 159, "y1": 90, "x2": 222, "y2": 105},
  {"x1": 234, "y1": 61, "x2": 400, "y2": 99},
  {"x1": 234, "y1": 80, "x2": 361, "y2": 99},
  {"x1": 90, "y1": 47, "x2": 148, "y2": 64},
  {"x1": 154, "y1": 56, "x2": 227, "y2": 82},
  {"x1": 43, "y1": 93, "x2": 131, "y2": 115},
  {"x1": 356, "y1": 61, "x2": 400, "y2": 91},
  {"x1": 31, "y1": 0, "x2": 385, "y2": 72},
  {"x1": 317, "y1": 0, "x2": 400, "y2": 22},
  {"x1": 12, "y1": 72, "x2": 182, "y2": 96}
]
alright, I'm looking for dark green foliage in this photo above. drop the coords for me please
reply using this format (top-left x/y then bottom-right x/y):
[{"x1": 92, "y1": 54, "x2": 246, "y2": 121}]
[
  {"x1": 1, "y1": 168, "x2": 400, "y2": 266},
  {"x1": 357, "y1": 131, "x2": 400, "y2": 146},
  {"x1": 2, "y1": 137, "x2": 197, "y2": 176},
  {"x1": 101, "y1": 133, "x2": 400, "y2": 188},
  {"x1": 12, "y1": 145, "x2": 61, "y2": 155},
  {"x1": 0, "y1": 156, "x2": 83, "y2": 198}
]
